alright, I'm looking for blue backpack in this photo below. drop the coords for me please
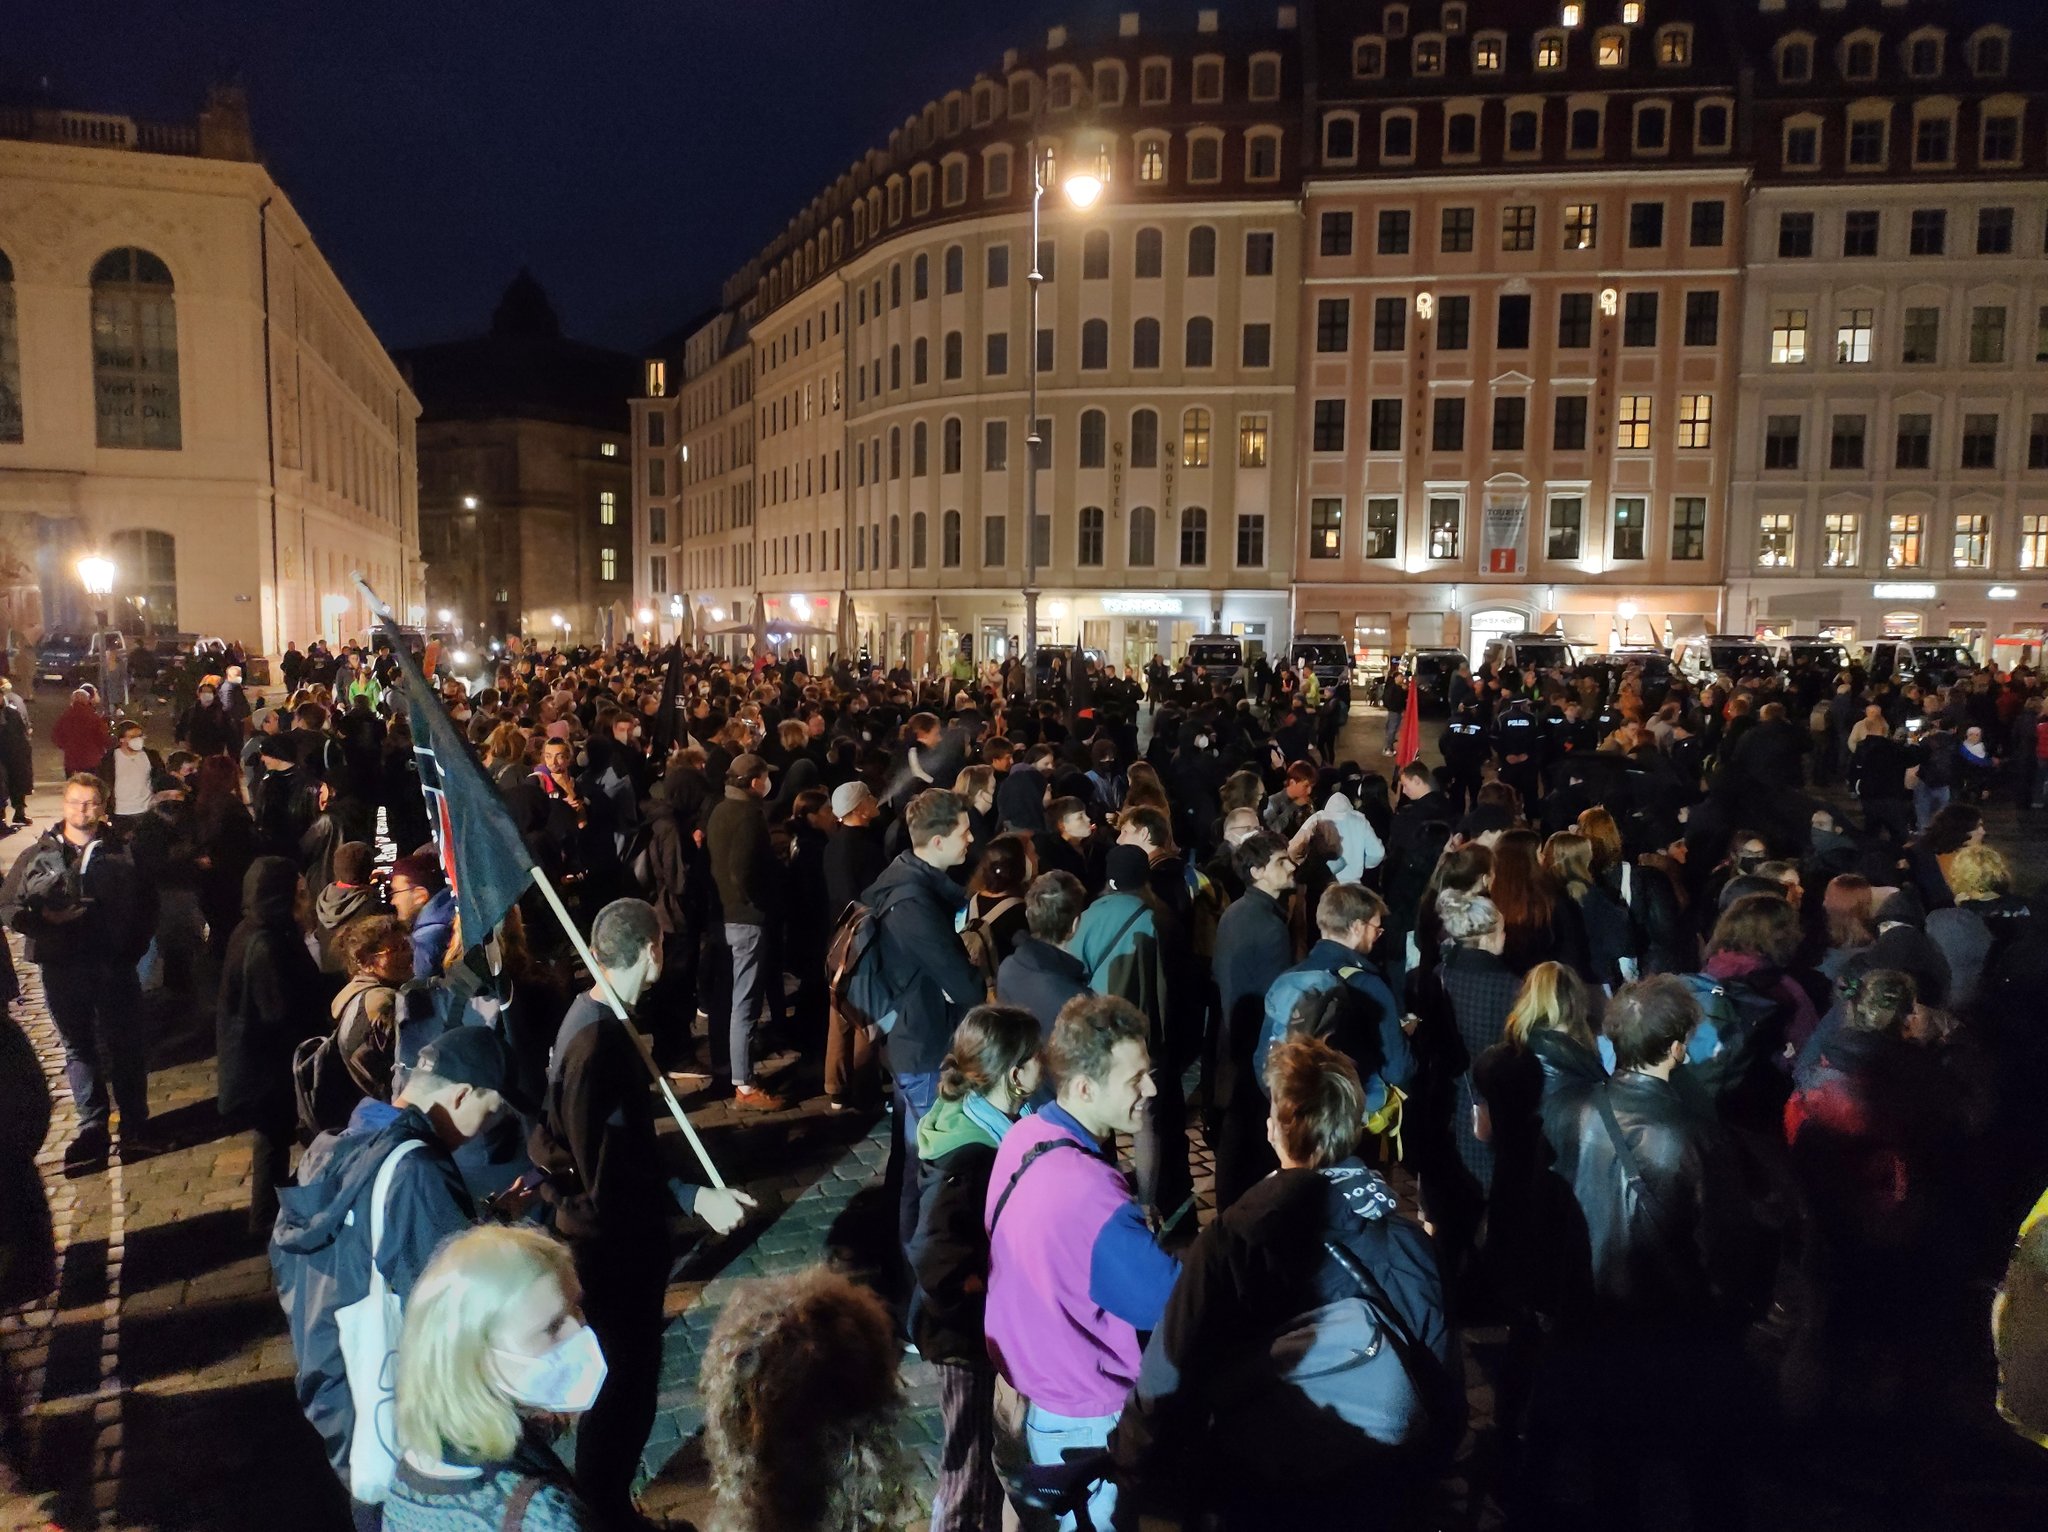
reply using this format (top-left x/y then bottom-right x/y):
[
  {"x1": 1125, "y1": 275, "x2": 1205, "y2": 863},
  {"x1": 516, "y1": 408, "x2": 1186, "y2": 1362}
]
[{"x1": 1259, "y1": 966, "x2": 1402, "y2": 1134}]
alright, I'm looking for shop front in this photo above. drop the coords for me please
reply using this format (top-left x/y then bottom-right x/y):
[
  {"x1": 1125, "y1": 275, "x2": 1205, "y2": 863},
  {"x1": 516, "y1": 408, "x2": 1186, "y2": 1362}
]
[
  {"x1": 1733, "y1": 577, "x2": 2048, "y2": 666},
  {"x1": 1294, "y1": 582, "x2": 1724, "y2": 668}
]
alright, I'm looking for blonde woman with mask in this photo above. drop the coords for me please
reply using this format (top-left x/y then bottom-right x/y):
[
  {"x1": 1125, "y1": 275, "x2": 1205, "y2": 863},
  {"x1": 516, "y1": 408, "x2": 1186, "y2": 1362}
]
[{"x1": 385, "y1": 1224, "x2": 609, "y2": 1530}]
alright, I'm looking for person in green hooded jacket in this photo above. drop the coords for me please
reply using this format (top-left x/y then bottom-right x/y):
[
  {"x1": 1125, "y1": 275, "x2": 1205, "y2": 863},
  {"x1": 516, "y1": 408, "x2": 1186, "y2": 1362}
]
[{"x1": 907, "y1": 1004, "x2": 1044, "y2": 1532}]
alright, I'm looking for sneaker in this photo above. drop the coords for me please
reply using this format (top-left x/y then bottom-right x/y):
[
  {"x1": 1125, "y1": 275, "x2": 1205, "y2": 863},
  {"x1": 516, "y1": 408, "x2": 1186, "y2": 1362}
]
[{"x1": 732, "y1": 1085, "x2": 788, "y2": 1113}]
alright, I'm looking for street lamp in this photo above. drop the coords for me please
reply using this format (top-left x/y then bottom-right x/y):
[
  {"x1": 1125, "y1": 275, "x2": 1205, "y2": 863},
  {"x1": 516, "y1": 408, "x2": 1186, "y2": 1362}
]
[
  {"x1": 77, "y1": 555, "x2": 117, "y2": 710},
  {"x1": 1024, "y1": 139, "x2": 1107, "y2": 699},
  {"x1": 462, "y1": 496, "x2": 479, "y2": 510}
]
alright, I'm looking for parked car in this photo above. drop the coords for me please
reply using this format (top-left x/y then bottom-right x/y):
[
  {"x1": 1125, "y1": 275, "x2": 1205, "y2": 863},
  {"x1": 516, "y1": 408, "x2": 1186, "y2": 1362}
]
[
  {"x1": 34, "y1": 629, "x2": 127, "y2": 689},
  {"x1": 1401, "y1": 646, "x2": 1470, "y2": 712},
  {"x1": 1671, "y1": 634, "x2": 1776, "y2": 687},
  {"x1": 1863, "y1": 637, "x2": 1976, "y2": 686},
  {"x1": 1770, "y1": 636, "x2": 1853, "y2": 675},
  {"x1": 1289, "y1": 633, "x2": 1352, "y2": 688}
]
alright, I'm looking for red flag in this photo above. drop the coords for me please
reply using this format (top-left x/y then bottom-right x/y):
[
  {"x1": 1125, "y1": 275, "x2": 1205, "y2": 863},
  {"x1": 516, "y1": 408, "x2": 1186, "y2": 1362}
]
[{"x1": 1394, "y1": 668, "x2": 1422, "y2": 767}]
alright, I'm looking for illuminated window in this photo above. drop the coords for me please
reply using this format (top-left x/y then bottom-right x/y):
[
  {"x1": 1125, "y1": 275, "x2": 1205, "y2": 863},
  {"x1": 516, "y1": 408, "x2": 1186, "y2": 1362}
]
[
  {"x1": 1622, "y1": 2, "x2": 1643, "y2": 23},
  {"x1": 1310, "y1": 498, "x2": 1343, "y2": 558},
  {"x1": 1428, "y1": 497, "x2": 1461, "y2": 559},
  {"x1": 1824, "y1": 513, "x2": 1860, "y2": 568},
  {"x1": 599, "y1": 490, "x2": 618, "y2": 525},
  {"x1": 1182, "y1": 408, "x2": 1212, "y2": 468},
  {"x1": 1617, "y1": 396, "x2": 1652, "y2": 449},
  {"x1": 1474, "y1": 36, "x2": 1503, "y2": 70},
  {"x1": 2021, "y1": 515, "x2": 2048, "y2": 569},
  {"x1": 1771, "y1": 309, "x2": 1809, "y2": 365},
  {"x1": 600, "y1": 442, "x2": 619, "y2": 458},
  {"x1": 599, "y1": 547, "x2": 618, "y2": 581},
  {"x1": 1537, "y1": 32, "x2": 1564, "y2": 69},
  {"x1": 1954, "y1": 513, "x2": 1989, "y2": 568},
  {"x1": 1678, "y1": 394, "x2": 1712, "y2": 448},
  {"x1": 1502, "y1": 205, "x2": 1536, "y2": 251},
  {"x1": 1612, "y1": 498, "x2": 1646, "y2": 560},
  {"x1": 1836, "y1": 309, "x2": 1873, "y2": 365},
  {"x1": 1758, "y1": 514, "x2": 1794, "y2": 567},
  {"x1": 1597, "y1": 31, "x2": 1625, "y2": 67},
  {"x1": 1657, "y1": 26, "x2": 1690, "y2": 65},
  {"x1": 1563, "y1": 204, "x2": 1598, "y2": 250},
  {"x1": 1240, "y1": 415, "x2": 1269, "y2": 467},
  {"x1": 1888, "y1": 514, "x2": 1924, "y2": 568}
]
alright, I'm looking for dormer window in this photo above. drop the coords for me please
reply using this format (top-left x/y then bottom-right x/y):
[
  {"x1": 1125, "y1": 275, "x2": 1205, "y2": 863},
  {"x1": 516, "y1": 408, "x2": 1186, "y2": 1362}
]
[
  {"x1": 1972, "y1": 31, "x2": 2008, "y2": 78},
  {"x1": 1906, "y1": 31, "x2": 1943, "y2": 80},
  {"x1": 1536, "y1": 31, "x2": 1565, "y2": 69},
  {"x1": 1324, "y1": 112, "x2": 1360, "y2": 163},
  {"x1": 1446, "y1": 110, "x2": 1479, "y2": 158},
  {"x1": 1657, "y1": 26, "x2": 1691, "y2": 66},
  {"x1": 1382, "y1": 109, "x2": 1417, "y2": 163},
  {"x1": 1982, "y1": 109, "x2": 2021, "y2": 166},
  {"x1": 1094, "y1": 62, "x2": 1125, "y2": 105},
  {"x1": 1783, "y1": 118, "x2": 1821, "y2": 169},
  {"x1": 1354, "y1": 37, "x2": 1386, "y2": 77},
  {"x1": 1596, "y1": 30, "x2": 1626, "y2": 67},
  {"x1": 1249, "y1": 54, "x2": 1282, "y2": 101},
  {"x1": 1696, "y1": 98, "x2": 1731, "y2": 151},
  {"x1": 974, "y1": 84, "x2": 997, "y2": 126},
  {"x1": 1913, "y1": 110, "x2": 1954, "y2": 167},
  {"x1": 1561, "y1": 3, "x2": 1583, "y2": 28},
  {"x1": 1621, "y1": 1, "x2": 1644, "y2": 23},
  {"x1": 1474, "y1": 34, "x2": 1504, "y2": 71},
  {"x1": 944, "y1": 96, "x2": 962, "y2": 134},
  {"x1": 1047, "y1": 68, "x2": 1076, "y2": 111},
  {"x1": 1193, "y1": 57, "x2": 1224, "y2": 102},
  {"x1": 1778, "y1": 36, "x2": 1812, "y2": 84},
  {"x1": 1443, "y1": 3, "x2": 1467, "y2": 34},
  {"x1": 1009, "y1": 75, "x2": 1034, "y2": 116},
  {"x1": 1384, "y1": 5, "x2": 1408, "y2": 39},
  {"x1": 1135, "y1": 136, "x2": 1168, "y2": 184},
  {"x1": 1415, "y1": 36, "x2": 1444, "y2": 75},
  {"x1": 1843, "y1": 35, "x2": 1877, "y2": 81}
]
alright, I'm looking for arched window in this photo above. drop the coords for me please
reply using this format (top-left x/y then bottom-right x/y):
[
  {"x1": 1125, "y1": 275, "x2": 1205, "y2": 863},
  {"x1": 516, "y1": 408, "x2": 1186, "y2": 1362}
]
[
  {"x1": 1132, "y1": 318, "x2": 1162, "y2": 369},
  {"x1": 942, "y1": 416, "x2": 963, "y2": 473},
  {"x1": 1081, "y1": 319, "x2": 1110, "y2": 369},
  {"x1": 889, "y1": 514, "x2": 903, "y2": 568},
  {"x1": 1079, "y1": 409, "x2": 1107, "y2": 468},
  {"x1": 913, "y1": 252, "x2": 930, "y2": 299},
  {"x1": 0, "y1": 249, "x2": 20, "y2": 443},
  {"x1": 1187, "y1": 225, "x2": 1218, "y2": 277},
  {"x1": 91, "y1": 247, "x2": 180, "y2": 449},
  {"x1": 1131, "y1": 408, "x2": 1160, "y2": 467},
  {"x1": 912, "y1": 511, "x2": 929, "y2": 567},
  {"x1": 889, "y1": 427, "x2": 902, "y2": 478},
  {"x1": 1129, "y1": 505, "x2": 1157, "y2": 567},
  {"x1": 110, "y1": 528, "x2": 176, "y2": 631},
  {"x1": 1134, "y1": 227, "x2": 1164, "y2": 278},
  {"x1": 944, "y1": 244, "x2": 965, "y2": 293},
  {"x1": 1181, "y1": 407, "x2": 1212, "y2": 467},
  {"x1": 913, "y1": 421, "x2": 929, "y2": 476},
  {"x1": 942, "y1": 509, "x2": 962, "y2": 567},
  {"x1": 1180, "y1": 506, "x2": 1209, "y2": 566},
  {"x1": 1078, "y1": 506, "x2": 1106, "y2": 566},
  {"x1": 1083, "y1": 228, "x2": 1111, "y2": 279},
  {"x1": 1185, "y1": 316, "x2": 1214, "y2": 367}
]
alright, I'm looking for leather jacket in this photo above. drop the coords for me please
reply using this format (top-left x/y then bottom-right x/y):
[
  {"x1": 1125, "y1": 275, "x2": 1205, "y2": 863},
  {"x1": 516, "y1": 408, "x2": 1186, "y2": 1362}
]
[{"x1": 1548, "y1": 1070, "x2": 1759, "y2": 1325}]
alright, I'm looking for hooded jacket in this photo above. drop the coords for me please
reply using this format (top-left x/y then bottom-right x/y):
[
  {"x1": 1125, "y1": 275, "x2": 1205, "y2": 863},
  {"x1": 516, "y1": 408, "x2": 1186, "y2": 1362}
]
[
  {"x1": 1113, "y1": 1161, "x2": 1455, "y2": 1503},
  {"x1": 270, "y1": 1099, "x2": 476, "y2": 1477},
  {"x1": 908, "y1": 1092, "x2": 1013, "y2": 1364},
  {"x1": 408, "y1": 885, "x2": 456, "y2": 981},
  {"x1": 314, "y1": 880, "x2": 378, "y2": 973},
  {"x1": 860, "y1": 851, "x2": 982, "y2": 1075},
  {"x1": 995, "y1": 934, "x2": 1092, "y2": 1030},
  {"x1": 1072, "y1": 887, "x2": 1170, "y2": 1053},
  {"x1": 1286, "y1": 792, "x2": 1386, "y2": 883},
  {"x1": 216, "y1": 856, "x2": 324, "y2": 1119}
]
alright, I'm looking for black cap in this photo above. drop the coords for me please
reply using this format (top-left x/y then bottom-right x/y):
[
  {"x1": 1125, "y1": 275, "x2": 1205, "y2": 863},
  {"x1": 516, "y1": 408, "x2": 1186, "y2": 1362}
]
[
  {"x1": 1105, "y1": 843, "x2": 1151, "y2": 892},
  {"x1": 414, "y1": 1025, "x2": 534, "y2": 1115}
]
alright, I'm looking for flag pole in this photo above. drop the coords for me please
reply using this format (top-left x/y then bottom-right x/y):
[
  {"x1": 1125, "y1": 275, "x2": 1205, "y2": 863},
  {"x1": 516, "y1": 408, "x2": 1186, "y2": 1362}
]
[
  {"x1": 526, "y1": 865, "x2": 728, "y2": 1191},
  {"x1": 351, "y1": 572, "x2": 728, "y2": 1191}
]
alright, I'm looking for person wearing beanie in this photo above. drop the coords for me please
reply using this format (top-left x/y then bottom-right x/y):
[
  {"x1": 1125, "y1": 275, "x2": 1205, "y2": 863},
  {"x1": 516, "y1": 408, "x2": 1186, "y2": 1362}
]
[
  {"x1": 823, "y1": 778, "x2": 886, "y2": 924},
  {"x1": 314, "y1": 840, "x2": 380, "y2": 974}
]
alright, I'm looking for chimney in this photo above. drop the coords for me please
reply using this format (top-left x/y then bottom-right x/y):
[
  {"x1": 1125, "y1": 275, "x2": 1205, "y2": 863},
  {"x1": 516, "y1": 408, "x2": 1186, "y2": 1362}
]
[
  {"x1": 198, "y1": 83, "x2": 256, "y2": 162},
  {"x1": 1197, "y1": 9, "x2": 1219, "y2": 33},
  {"x1": 1003, "y1": 47, "x2": 1018, "y2": 69}
]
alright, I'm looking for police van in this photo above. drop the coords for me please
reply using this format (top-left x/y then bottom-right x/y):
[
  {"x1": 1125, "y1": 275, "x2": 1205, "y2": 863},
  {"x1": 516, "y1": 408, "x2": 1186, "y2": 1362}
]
[
  {"x1": 1671, "y1": 634, "x2": 1776, "y2": 686},
  {"x1": 1289, "y1": 633, "x2": 1352, "y2": 688}
]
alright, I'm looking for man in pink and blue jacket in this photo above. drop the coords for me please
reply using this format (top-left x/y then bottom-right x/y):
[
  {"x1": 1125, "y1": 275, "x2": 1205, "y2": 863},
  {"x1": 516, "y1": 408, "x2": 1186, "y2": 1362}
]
[{"x1": 984, "y1": 993, "x2": 1181, "y2": 1531}]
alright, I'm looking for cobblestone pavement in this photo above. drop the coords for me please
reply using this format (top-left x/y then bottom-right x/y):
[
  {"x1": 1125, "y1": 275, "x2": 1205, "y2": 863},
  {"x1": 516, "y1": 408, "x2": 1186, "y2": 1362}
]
[{"x1": 5, "y1": 698, "x2": 2047, "y2": 1530}]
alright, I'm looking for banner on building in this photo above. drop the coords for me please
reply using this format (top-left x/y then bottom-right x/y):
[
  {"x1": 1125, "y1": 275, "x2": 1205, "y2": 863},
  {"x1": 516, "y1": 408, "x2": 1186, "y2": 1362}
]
[{"x1": 1482, "y1": 498, "x2": 1528, "y2": 575}]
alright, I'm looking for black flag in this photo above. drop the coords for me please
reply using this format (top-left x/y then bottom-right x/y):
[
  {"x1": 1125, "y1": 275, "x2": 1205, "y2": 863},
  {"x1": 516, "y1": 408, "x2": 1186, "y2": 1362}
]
[{"x1": 379, "y1": 614, "x2": 535, "y2": 948}]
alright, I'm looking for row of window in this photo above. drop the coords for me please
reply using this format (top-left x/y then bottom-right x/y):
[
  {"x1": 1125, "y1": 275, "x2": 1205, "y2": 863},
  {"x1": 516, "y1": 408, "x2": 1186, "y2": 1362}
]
[
  {"x1": 1774, "y1": 205, "x2": 2045, "y2": 262},
  {"x1": 1312, "y1": 391, "x2": 1709, "y2": 455},
  {"x1": 1770, "y1": 26, "x2": 2008, "y2": 87},
  {"x1": 0, "y1": 246, "x2": 179, "y2": 450},
  {"x1": 1777, "y1": 104, "x2": 2025, "y2": 173},
  {"x1": 1320, "y1": 288, "x2": 1722, "y2": 356},
  {"x1": 1757, "y1": 512, "x2": 2048, "y2": 575},
  {"x1": 847, "y1": 408, "x2": 1262, "y2": 481},
  {"x1": 1351, "y1": 17, "x2": 1695, "y2": 81},
  {"x1": 1332, "y1": 95, "x2": 1729, "y2": 167},
  {"x1": 1761, "y1": 411, "x2": 2048, "y2": 475},
  {"x1": 1323, "y1": 197, "x2": 1725, "y2": 257},
  {"x1": 1766, "y1": 303, "x2": 2048, "y2": 369},
  {"x1": 1309, "y1": 491, "x2": 1707, "y2": 566}
]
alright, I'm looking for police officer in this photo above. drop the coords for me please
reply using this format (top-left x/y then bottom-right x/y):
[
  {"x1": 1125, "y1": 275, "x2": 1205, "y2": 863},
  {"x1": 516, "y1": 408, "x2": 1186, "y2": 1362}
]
[
  {"x1": 1440, "y1": 705, "x2": 1490, "y2": 815},
  {"x1": 1493, "y1": 689, "x2": 1543, "y2": 817}
]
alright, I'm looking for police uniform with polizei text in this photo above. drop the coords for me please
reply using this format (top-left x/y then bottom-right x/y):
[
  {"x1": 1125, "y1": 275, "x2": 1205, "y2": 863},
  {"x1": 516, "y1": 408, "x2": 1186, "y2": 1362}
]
[
  {"x1": 1492, "y1": 697, "x2": 1544, "y2": 813},
  {"x1": 1440, "y1": 712, "x2": 1490, "y2": 815}
]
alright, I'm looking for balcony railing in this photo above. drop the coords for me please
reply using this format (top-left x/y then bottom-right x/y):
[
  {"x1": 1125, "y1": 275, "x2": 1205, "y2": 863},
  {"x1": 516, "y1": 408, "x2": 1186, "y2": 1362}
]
[{"x1": 0, "y1": 107, "x2": 203, "y2": 157}]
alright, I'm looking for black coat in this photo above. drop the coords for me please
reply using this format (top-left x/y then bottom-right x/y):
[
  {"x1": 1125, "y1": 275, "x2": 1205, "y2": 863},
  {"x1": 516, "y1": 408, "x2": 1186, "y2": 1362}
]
[
  {"x1": 216, "y1": 856, "x2": 325, "y2": 1119},
  {"x1": 822, "y1": 821, "x2": 887, "y2": 924},
  {"x1": 1547, "y1": 1070, "x2": 1760, "y2": 1324},
  {"x1": 705, "y1": 787, "x2": 774, "y2": 925},
  {"x1": 995, "y1": 935, "x2": 1092, "y2": 1030},
  {"x1": 907, "y1": 1137, "x2": 999, "y2": 1364},
  {"x1": 861, "y1": 851, "x2": 980, "y2": 1074},
  {"x1": 0, "y1": 824, "x2": 158, "y2": 968}
]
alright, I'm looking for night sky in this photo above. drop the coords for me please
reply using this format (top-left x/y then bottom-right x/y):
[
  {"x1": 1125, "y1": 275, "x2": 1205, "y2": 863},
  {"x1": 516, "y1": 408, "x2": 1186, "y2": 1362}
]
[{"x1": 5, "y1": 0, "x2": 1118, "y2": 354}]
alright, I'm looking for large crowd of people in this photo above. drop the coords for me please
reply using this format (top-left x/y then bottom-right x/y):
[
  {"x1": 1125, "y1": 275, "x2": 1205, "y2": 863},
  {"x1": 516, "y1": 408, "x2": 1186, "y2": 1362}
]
[{"x1": 3, "y1": 629, "x2": 2048, "y2": 1530}]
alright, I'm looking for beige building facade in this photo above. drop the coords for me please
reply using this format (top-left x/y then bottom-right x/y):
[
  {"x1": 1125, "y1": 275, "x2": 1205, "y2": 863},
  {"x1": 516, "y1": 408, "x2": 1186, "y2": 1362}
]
[{"x1": 0, "y1": 92, "x2": 420, "y2": 657}]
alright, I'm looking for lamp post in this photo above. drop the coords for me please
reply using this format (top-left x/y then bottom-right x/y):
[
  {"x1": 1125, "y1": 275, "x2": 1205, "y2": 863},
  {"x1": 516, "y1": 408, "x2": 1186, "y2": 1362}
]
[
  {"x1": 1023, "y1": 142, "x2": 1104, "y2": 698},
  {"x1": 76, "y1": 554, "x2": 117, "y2": 712}
]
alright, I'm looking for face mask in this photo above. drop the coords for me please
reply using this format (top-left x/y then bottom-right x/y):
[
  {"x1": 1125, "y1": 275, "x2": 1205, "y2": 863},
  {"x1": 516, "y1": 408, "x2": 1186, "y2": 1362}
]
[
  {"x1": 1194, "y1": 735, "x2": 1210, "y2": 750},
  {"x1": 124, "y1": 737, "x2": 146, "y2": 753},
  {"x1": 199, "y1": 693, "x2": 216, "y2": 705},
  {"x1": 493, "y1": 1326, "x2": 607, "y2": 1414}
]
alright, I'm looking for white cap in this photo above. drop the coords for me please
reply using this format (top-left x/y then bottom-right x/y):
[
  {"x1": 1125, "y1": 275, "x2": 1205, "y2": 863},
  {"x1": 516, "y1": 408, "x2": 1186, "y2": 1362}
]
[{"x1": 831, "y1": 781, "x2": 874, "y2": 818}]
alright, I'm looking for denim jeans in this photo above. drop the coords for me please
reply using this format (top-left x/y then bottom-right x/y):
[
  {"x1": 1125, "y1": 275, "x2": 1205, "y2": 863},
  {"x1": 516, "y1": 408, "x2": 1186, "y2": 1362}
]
[
  {"x1": 991, "y1": 1376, "x2": 1119, "y2": 1532},
  {"x1": 887, "y1": 1067, "x2": 940, "y2": 1250},
  {"x1": 1912, "y1": 781, "x2": 1950, "y2": 830},
  {"x1": 43, "y1": 962, "x2": 148, "y2": 1135},
  {"x1": 724, "y1": 921, "x2": 766, "y2": 1087}
]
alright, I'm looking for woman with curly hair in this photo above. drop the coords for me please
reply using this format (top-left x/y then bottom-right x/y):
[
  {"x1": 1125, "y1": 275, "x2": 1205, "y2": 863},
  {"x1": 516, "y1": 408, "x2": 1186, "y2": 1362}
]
[{"x1": 702, "y1": 1266, "x2": 913, "y2": 1532}]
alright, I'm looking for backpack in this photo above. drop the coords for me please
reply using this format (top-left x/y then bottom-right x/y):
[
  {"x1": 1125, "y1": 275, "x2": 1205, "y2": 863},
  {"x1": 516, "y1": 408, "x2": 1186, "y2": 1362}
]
[
  {"x1": 824, "y1": 897, "x2": 911, "y2": 1038},
  {"x1": 291, "y1": 990, "x2": 382, "y2": 1142},
  {"x1": 1677, "y1": 971, "x2": 1782, "y2": 1104},
  {"x1": 958, "y1": 895, "x2": 1021, "y2": 998},
  {"x1": 1259, "y1": 967, "x2": 1405, "y2": 1147},
  {"x1": 1210, "y1": 1232, "x2": 1454, "y2": 1481}
]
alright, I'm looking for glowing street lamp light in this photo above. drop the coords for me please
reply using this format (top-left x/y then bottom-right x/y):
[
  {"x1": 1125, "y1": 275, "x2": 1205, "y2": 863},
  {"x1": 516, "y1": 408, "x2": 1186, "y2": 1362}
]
[
  {"x1": 437, "y1": 607, "x2": 453, "y2": 624},
  {"x1": 637, "y1": 607, "x2": 654, "y2": 626},
  {"x1": 76, "y1": 554, "x2": 115, "y2": 601},
  {"x1": 462, "y1": 495, "x2": 479, "y2": 510},
  {"x1": 1062, "y1": 173, "x2": 1105, "y2": 210}
]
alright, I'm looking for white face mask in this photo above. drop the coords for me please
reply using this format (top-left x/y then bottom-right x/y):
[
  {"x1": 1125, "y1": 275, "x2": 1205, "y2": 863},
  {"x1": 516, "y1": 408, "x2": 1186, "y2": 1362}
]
[
  {"x1": 493, "y1": 1325, "x2": 607, "y2": 1414},
  {"x1": 124, "y1": 737, "x2": 146, "y2": 753}
]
